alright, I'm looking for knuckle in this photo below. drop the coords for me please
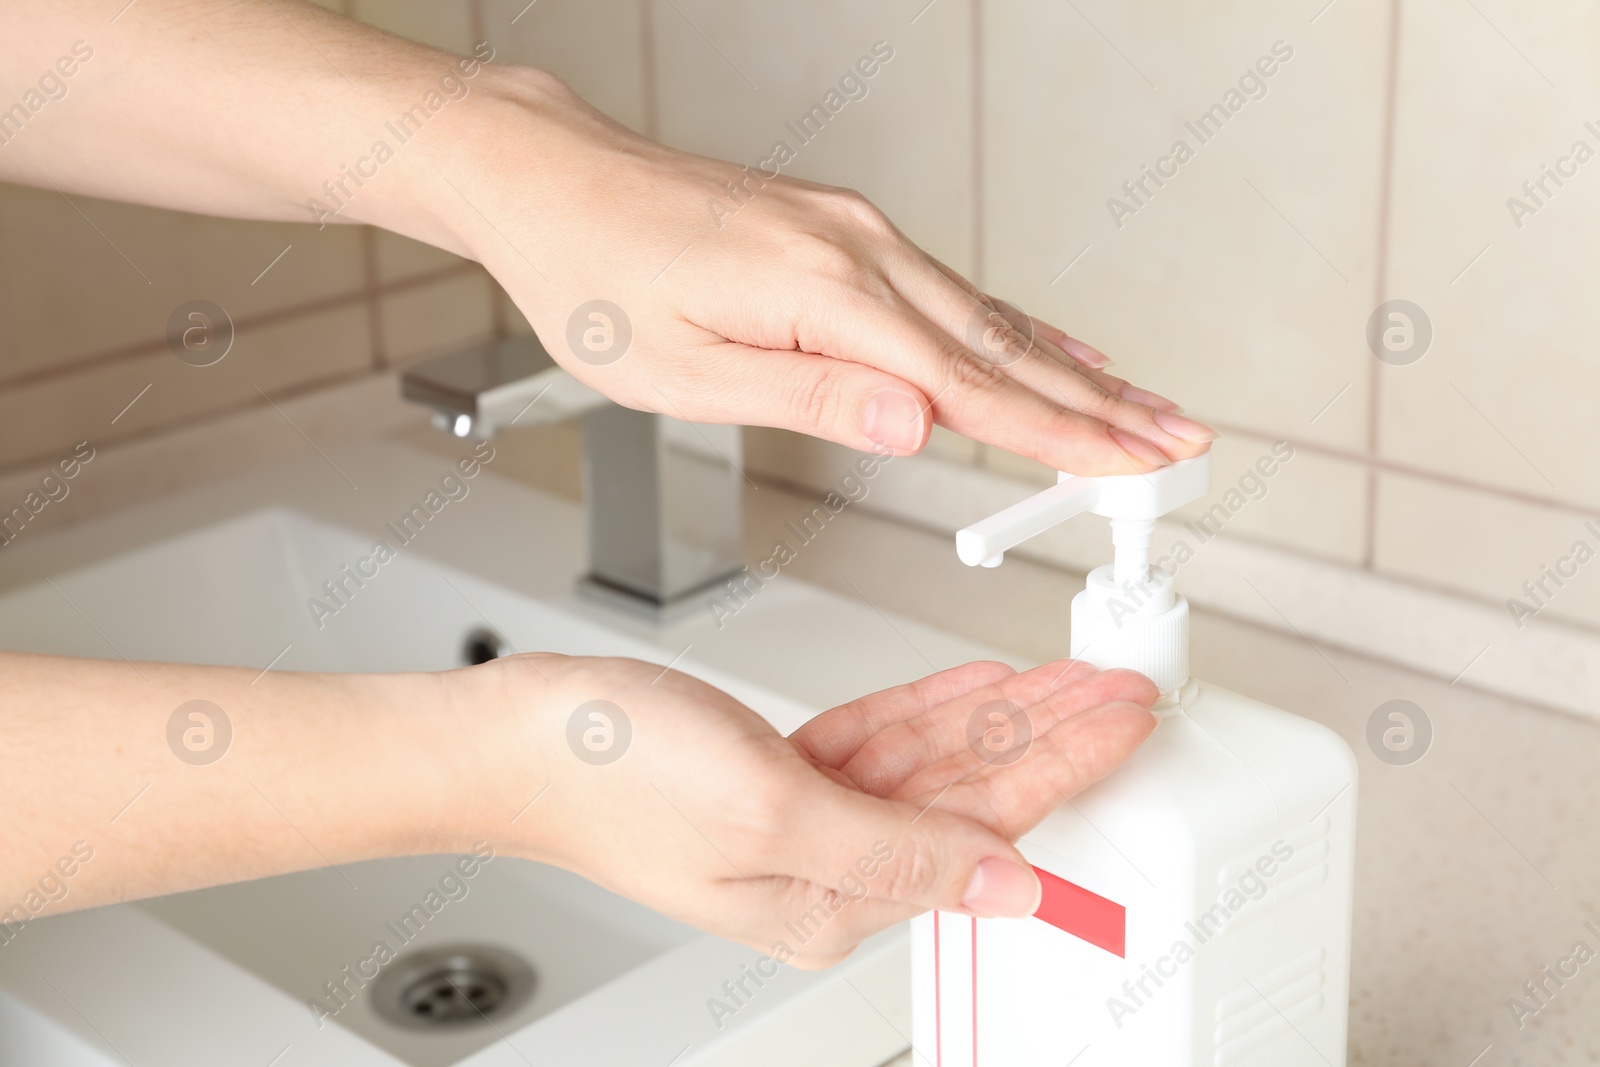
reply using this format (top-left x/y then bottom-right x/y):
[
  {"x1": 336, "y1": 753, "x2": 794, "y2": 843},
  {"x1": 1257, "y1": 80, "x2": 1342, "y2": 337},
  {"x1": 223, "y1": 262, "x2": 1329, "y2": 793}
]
[
  {"x1": 1088, "y1": 387, "x2": 1141, "y2": 423},
  {"x1": 795, "y1": 236, "x2": 876, "y2": 292},
  {"x1": 825, "y1": 187, "x2": 895, "y2": 236},
  {"x1": 964, "y1": 304, "x2": 1042, "y2": 370},
  {"x1": 786, "y1": 364, "x2": 848, "y2": 431},
  {"x1": 948, "y1": 346, "x2": 1006, "y2": 392},
  {"x1": 878, "y1": 840, "x2": 941, "y2": 904}
]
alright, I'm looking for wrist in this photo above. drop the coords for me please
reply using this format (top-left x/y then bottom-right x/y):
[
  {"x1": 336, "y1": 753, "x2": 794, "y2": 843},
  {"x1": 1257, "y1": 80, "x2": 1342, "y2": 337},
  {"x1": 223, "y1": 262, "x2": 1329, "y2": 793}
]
[
  {"x1": 360, "y1": 63, "x2": 580, "y2": 263},
  {"x1": 429, "y1": 652, "x2": 567, "y2": 862}
]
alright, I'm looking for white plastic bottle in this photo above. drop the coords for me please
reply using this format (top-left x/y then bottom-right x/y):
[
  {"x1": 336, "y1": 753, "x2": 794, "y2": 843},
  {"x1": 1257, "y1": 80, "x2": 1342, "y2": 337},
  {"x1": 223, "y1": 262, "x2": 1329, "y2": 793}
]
[{"x1": 913, "y1": 454, "x2": 1357, "y2": 1066}]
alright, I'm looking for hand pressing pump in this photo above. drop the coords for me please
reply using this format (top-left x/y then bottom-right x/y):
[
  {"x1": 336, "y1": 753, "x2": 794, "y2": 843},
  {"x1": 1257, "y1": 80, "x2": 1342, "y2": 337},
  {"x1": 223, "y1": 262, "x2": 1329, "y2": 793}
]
[{"x1": 915, "y1": 453, "x2": 1358, "y2": 1067}]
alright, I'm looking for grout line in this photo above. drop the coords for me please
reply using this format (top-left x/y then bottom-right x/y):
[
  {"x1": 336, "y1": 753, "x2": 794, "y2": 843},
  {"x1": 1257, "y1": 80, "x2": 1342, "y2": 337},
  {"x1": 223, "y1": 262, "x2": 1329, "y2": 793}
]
[
  {"x1": 467, "y1": 0, "x2": 486, "y2": 48},
  {"x1": 740, "y1": 453, "x2": 1600, "y2": 642},
  {"x1": 970, "y1": 0, "x2": 985, "y2": 289},
  {"x1": 640, "y1": 0, "x2": 660, "y2": 141},
  {"x1": 0, "y1": 263, "x2": 478, "y2": 394},
  {"x1": 1364, "y1": 0, "x2": 1406, "y2": 569},
  {"x1": 1205, "y1": 417, "x2": 1600, "y2": 524},
  {"x1": 361, "y1": 226, "x2": 388, "y2": 370},
  {"x1": 0, "y1": 366, "x2": 386, "y2": 481},
  {"x1": 488, "y1": 279, "x2": 510, "y2": 342},
  {"x1": 739, "y1": 466, "x2": 1600, "y2": 700}
]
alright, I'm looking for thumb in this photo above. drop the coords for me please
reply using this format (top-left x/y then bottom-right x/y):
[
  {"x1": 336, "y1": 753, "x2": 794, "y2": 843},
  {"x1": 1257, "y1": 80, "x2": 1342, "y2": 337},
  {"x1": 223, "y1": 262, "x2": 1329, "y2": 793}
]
[
  {"x1": 675, "y1": 343, "x2": 932, "y2": 455},
  {"x1": 804, "y1": 783, "x2": 1043, "y2": 921}
]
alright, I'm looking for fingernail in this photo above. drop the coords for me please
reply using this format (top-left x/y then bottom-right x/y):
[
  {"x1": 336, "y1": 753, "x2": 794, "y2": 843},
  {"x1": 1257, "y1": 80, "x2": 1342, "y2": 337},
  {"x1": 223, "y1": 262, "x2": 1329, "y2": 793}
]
[
  {"x1": 862, "y1": 390, "x2": 926, "y2": 452},
  {"x1": 962, "y1": 857, "x2": 1042, "y2": 918},
  {"x1": 1119, "y1": 383, "x2": 1181, "y2": 412},
  {"x1": 1108, "y1": 427, "x2": 1171, "y2": 468},
  {"x1": 1060, "y1": 339, "x2": 1112, "y2": 369},
  {"x1": 1153, "y1": 410, "x2": 1217, "y2": 443}
]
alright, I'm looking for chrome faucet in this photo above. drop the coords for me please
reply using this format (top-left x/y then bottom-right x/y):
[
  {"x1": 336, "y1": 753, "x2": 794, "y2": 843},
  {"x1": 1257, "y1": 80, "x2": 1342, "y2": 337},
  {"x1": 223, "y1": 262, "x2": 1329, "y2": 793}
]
[{"x1": 401, "y1": 334, "x2": 745, "y2": 617}]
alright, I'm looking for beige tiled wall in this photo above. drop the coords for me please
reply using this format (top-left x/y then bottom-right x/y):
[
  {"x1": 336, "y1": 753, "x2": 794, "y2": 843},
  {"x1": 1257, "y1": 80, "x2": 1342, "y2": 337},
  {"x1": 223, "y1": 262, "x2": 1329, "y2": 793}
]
[
  {"x1": 1374, "y1": 0, "x2": 1600, "y2": 629},
  {"x1": 652, "y1": 0, "x2": 977, "y2": 275},
  {"x1": 974, "y1": 0, "x2": 1387, "y2": 560},
  {"x1": 646, "y1": 0, "x2": 1600, "y2": 632},
  {"x1": 4, "y1": 0, "x2": 1598, "y2": 634},
  {"x1": 0, "y1": 2, "x2": 519, "y2": 472}
]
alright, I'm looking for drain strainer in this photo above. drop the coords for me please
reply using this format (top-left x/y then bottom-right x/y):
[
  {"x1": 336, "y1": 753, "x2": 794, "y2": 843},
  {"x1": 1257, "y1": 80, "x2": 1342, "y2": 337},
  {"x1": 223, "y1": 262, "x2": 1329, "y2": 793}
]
[
  {"x1": 461, "y1": 627, "x2": 508, "y2": 665},
  {"x1": 371, "y1": 945, "x2": 536, "y2": 1030}
]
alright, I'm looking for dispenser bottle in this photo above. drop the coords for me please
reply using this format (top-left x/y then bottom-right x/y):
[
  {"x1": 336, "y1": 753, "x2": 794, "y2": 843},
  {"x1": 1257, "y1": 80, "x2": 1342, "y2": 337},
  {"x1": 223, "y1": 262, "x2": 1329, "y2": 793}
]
[{"x1": 913, "y1": 454, "x2": 1357, "y2": 1066}]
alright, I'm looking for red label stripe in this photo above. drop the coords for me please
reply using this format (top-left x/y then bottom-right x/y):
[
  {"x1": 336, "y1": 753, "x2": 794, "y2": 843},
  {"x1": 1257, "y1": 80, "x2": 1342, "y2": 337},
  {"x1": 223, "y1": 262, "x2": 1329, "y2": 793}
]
[{"x1": 1031, "y1": 866, "x2": 1126, "y2": 957}]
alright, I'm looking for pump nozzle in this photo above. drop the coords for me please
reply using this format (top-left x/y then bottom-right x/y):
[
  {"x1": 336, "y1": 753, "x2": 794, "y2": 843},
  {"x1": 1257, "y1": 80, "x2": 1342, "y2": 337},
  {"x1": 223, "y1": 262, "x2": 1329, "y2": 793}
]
[
  {"x1": 954, "y1": 454, "x2": 1211, "y2": 691},
  {"x1": 955, "y1": 455, "x2": 1210, "y2": 573}
]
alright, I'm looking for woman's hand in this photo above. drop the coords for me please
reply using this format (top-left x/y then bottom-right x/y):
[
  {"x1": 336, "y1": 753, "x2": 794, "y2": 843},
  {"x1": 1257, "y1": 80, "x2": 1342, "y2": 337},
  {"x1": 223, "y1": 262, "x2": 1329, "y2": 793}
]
[
  {"x1": 0, "y1": 3, "x2": 1212, "y2": 473},
  {"x1": 433, "y1": 70, "x2": 1215, "y2": 475},
  {"x1": 481, "y1": 654, "x2": 1157, "y2": 969},
  {"x1": 0, "y1": 1, "x2": 1212, "y2": 474},
  {"x1": 0, "y1": 643, "x2": 1153, "y2": 972}
]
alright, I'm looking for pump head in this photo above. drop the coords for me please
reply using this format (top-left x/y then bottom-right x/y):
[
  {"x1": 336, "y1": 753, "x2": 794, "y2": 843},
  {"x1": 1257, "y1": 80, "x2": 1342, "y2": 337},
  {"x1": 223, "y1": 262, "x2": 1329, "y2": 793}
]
[{"x1": 955, "y1": 454, "x2": 1211, "y2": 691}]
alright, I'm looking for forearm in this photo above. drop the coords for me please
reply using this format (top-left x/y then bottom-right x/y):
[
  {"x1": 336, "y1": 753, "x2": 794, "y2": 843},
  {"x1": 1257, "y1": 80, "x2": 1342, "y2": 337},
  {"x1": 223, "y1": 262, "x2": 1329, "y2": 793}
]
[
  {"x1": 0, "y1": 650, "x2": 532, "y2": 920},
  {"x1": 0, "y1": 0, "x2": 552, "y2": 256}
]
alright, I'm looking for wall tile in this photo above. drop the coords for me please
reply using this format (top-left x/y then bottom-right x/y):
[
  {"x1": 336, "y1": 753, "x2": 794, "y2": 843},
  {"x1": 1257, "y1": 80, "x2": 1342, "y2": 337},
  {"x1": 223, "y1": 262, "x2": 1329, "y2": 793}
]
[
  {"x1": 480, "y1": 0, "x2": 649, "y2": 132},
  {"x1": 348, "y1": 0, "x2": 474, "y2": 53},
  {"x1": 374, "y1": 229, "x2": 468, "y2": 283},
  {"x1": 1173, "y1": 431, "x2": 1367, "y2": 565},
  {"x1": 0, "y1": 305, "x2": 371, "y2": 469},
  {"x1": 981, "y1": 0, "x2": 1388, "y2": 451},
  {"x1": 391, "y1": 418, "x2": 584, "y2": 501},
  {"x1": 979, "y1": 444, "x2": 1054, "y2": 488},
  {"x1": 498, "y1": 285, "x2": 534, "y2": 335},
  {"x1": 0, "y1": 186, "x2": 364, "y2": 382},
  {"x1": 378, "y1": 271, "x2": 496, "y2": 367},
  {"x1": 1380, "y1": 0, "x2": 1600, "y2": 510},
  {"x1": 1375, "y1": 471, "x2": 1600, "y2": 631},
  {"x1": 652, "y1": 0, "x2": 975, "y2": 275},
  {"x1": 926, "y1": 426, "x2": 983, "y2": 468}
]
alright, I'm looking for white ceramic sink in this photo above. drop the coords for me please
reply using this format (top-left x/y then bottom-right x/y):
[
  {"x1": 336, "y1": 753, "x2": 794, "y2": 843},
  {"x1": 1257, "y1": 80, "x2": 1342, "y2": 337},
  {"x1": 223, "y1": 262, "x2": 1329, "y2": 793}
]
[{"x1": 0, "y1": 440, "x2": 1012, "y2": 1067}]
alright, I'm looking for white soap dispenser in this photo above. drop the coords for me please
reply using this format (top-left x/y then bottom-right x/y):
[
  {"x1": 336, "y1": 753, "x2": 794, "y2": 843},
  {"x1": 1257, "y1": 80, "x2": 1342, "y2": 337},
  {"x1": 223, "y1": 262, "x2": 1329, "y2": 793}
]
[{"x1": 912, "y1": 454, "x2": 1358, "y2": 1067}]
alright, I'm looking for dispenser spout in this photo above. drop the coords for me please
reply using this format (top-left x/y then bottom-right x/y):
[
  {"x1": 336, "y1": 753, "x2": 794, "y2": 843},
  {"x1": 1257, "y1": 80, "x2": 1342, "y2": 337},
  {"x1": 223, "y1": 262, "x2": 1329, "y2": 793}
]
[
  {"x1": 954, "y1": 476, "x2": 1101, "y2": 568},
  {"x1": 955, "y1": 455, "x2": 1211, "y2": 570}
]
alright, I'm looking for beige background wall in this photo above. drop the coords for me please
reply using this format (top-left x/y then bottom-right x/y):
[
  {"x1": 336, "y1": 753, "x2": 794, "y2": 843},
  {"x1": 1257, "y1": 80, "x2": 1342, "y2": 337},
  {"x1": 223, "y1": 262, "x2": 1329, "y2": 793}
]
[{"x1": 3, "y1": 0, "x2": 1597, "y2": 635}]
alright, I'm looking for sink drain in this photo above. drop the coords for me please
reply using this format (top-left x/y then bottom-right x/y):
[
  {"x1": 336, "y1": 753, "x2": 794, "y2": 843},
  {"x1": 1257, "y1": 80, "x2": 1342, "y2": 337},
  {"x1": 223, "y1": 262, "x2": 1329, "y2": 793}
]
[
  {"x1": 371, "y1": 945, "x2": 536, "y2": 1030},
  {"x1": 462, "y1": 627, "x2": 509, "y2": 665}
]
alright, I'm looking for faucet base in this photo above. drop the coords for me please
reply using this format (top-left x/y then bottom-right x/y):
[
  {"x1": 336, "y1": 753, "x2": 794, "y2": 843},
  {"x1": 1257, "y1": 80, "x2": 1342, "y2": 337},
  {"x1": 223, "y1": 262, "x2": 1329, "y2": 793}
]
[{"x1": 576, "y1": 571, "x2": 742, "y2": 627}]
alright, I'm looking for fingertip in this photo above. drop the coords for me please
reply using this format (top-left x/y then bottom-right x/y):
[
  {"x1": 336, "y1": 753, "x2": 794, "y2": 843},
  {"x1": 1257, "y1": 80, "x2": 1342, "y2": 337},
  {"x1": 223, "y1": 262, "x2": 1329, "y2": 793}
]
[
  {"x1": 1105, "y1": 699, "x2": 1161, "y2": 740},
  {"x1": 960, "y1": 855, "x2": 1042, "y2": 919},
  {"x1": 1106, "y1": 427, "x2": 1172, "y2": 471},
  {"x1": 964, "y1": 659, "x2": 1021, "y2": 684},
  {"x1": 786, "y1": 948, "x2": 857, "y2": 971},
  {"x1": 862, "y1": 387, "x2": 930, "y2": 455},
  {"x1": 1153, "y1": 410, "x2": 1217, "y2": 444},
  {"x1": 1098, "y1": 667, "x2": 1162, "y2": 706}
]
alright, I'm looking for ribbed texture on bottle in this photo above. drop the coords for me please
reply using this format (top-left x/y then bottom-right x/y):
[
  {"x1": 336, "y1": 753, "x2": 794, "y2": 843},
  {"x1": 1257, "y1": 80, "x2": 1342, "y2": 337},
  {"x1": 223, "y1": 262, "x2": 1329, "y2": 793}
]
[{"x1": 1071, "y1": 593, "x2": 1190, "y2": 693}]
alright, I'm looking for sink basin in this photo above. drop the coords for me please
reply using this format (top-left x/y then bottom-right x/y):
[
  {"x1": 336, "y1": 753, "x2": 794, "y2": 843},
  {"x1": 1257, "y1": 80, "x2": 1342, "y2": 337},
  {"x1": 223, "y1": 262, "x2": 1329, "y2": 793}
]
[
  {"x1": 139, "y1": 855, "x2": 695, "y2": 1067},
  {"x1": 0, "y1": 441, "x2": 1011, "y2": 1066}
]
